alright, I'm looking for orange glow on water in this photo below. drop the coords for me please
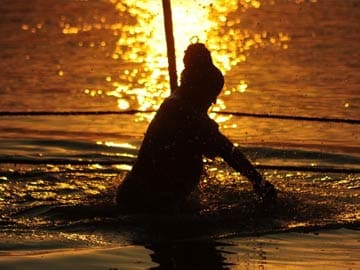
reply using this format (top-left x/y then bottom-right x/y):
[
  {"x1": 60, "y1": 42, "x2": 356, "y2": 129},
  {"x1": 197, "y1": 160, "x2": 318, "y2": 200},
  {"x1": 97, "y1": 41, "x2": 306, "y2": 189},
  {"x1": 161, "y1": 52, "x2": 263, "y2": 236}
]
[
  {"x1": 54, "y1": 0, "x2": 291, "y2": 123},
  {"x1": 96, "y1": 141, "x2": 137, "y2": 150},
  {"x1": 106, "y1": 0, "x2": 285, "y2": 119}
]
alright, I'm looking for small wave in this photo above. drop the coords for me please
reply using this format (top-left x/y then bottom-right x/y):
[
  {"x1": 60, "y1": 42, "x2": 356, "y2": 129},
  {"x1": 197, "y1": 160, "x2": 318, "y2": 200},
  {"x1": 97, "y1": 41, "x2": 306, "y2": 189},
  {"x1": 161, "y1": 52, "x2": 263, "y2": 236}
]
[
  {"x1": 2, "y1": 191, "x2": 359, "y2": 245},
  {"x1": 1, "y1": 138, "x2": 359, "y2": 172},
  {"x1": 0, "y1": 138, "x2": 359, "y2": 245}
]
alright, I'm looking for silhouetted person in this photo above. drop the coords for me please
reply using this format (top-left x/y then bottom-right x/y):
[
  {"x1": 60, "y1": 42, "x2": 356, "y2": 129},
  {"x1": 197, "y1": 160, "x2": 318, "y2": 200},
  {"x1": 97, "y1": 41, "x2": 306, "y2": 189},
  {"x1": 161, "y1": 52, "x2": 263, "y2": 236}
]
[{"x1": 116, "y1": 43, "x2": 276, "y2": 213}]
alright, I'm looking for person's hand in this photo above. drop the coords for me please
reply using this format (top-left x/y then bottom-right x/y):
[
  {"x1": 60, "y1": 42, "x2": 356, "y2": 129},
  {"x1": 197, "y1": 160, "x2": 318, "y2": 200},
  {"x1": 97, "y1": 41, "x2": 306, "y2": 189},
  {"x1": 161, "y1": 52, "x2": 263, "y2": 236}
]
[{"x1": 253, "y1": 180, "x2": 277, "y2": 202}]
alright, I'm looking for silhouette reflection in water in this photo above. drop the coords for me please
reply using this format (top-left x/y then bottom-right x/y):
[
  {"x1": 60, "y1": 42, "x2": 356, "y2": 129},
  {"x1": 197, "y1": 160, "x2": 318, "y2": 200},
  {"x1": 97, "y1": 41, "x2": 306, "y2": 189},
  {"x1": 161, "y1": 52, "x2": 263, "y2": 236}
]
[
  {"x1": 116, "y1": 43, "x2": 276, "y2": 213},
  {"x1": 147, "y1": 240, "x2": 232, "y2": 270}
]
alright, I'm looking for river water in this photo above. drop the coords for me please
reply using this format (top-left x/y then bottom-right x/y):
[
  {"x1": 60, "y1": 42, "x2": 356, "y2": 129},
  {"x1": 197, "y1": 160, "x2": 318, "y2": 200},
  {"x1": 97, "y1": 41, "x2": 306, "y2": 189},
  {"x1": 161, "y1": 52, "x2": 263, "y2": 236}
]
[{"x1": 0, "y1": 0, "x2": 359, "y2": 269}]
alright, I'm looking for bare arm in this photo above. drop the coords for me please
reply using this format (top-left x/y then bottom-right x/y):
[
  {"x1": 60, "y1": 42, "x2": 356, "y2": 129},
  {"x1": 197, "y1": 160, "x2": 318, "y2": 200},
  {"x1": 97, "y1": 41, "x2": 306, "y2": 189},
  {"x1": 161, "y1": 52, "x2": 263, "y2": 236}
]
[
  {"x1": 198, "y1": 116, "x2": 276, "y2": 199},
  {"x1": 210, "y1": 133, "x2": 263, "y2": 186},
  {"x1": 223, "y1": 145, "x2": 264, "y2": 187},
  {"x1": 205, "y1": 131, "x2": 276, "y2": 200}
]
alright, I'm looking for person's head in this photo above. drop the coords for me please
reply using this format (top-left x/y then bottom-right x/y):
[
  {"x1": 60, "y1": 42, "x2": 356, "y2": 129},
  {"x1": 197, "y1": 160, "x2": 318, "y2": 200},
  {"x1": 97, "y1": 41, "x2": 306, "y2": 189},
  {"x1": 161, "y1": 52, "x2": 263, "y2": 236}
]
[
  {"x1": 183, "y1": 43, "x2": 213, "y2": 69},
  {"x1": 178, "y1": 43, "x2": 224, "y2": 109}
]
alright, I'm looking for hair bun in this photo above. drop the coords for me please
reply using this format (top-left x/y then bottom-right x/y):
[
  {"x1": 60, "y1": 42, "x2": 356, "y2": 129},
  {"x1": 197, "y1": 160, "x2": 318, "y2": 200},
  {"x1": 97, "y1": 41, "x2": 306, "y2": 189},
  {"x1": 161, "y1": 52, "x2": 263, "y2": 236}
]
[{"x1": 183, "y1": 43, "x2": 213, "y2": 69}]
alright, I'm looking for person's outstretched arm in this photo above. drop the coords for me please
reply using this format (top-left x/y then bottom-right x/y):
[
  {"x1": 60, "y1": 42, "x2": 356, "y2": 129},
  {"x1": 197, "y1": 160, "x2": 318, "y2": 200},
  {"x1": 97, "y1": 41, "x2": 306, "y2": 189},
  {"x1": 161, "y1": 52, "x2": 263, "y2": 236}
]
[
  {"x1": 224, "y1": 145, "x2": 263, "y2": 187},
  {"x1": 205, "y1": 129, "x2": 276, "y2": 200}
]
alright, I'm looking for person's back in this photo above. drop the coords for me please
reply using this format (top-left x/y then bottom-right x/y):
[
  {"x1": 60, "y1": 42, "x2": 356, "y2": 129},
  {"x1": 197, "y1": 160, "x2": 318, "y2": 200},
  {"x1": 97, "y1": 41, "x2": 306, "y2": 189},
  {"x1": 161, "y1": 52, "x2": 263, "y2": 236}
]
[
  {"x1": 116, "y1": 42, "x2": 276, "y2": 213},
  {"x1": 116, "y1": 94, "x2": 225, "y2": 212}
]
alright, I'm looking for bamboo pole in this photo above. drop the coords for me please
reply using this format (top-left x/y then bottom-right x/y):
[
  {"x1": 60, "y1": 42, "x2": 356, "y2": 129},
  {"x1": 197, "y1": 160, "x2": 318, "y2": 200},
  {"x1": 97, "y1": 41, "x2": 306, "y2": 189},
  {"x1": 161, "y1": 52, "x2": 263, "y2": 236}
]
[{"x1": 162, "y1": 0, "x2": 178, "y2": 92}]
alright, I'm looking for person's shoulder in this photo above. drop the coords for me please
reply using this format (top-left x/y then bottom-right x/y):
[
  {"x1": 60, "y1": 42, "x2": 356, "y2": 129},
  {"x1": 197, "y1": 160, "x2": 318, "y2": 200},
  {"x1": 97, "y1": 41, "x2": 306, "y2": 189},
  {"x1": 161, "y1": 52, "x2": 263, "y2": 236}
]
[
  {"x1": 151, "y1": 96, "x2": 182, "y2": 124},
  {"x1": 158, "y1": 94, "x2": 187, "y2": 113},
  {"x1": 160, "y1": 95, "x2": 179, "y2": 107},
  {"x1": 203, "y1": 115, "x2": 219, "y2": 130}
]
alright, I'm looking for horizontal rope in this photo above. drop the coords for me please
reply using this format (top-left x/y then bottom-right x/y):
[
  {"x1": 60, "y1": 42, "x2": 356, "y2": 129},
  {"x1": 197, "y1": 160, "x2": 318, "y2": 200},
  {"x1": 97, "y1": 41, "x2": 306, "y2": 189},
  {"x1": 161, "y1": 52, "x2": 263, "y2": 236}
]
[
  {"x1": 0, "y1": 158, "x2": 359, "y2": 173},
  {"x1": 0, "y1": 110, "x2": 359, "y2": 124},
  {"x1": 219, "y1": 111, "x2": 360, "y2": 125}
]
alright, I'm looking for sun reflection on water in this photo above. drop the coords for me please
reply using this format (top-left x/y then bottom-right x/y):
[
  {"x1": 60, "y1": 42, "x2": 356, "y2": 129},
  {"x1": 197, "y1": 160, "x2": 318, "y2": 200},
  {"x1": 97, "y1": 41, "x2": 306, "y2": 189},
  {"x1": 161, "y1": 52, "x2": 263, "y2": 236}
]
[
  {"x1": 105, "y1": 0, "x2": 273, "y2": 120},
  {"x1": 45, "y1": 0, "x2": 294, "y2": 123}
]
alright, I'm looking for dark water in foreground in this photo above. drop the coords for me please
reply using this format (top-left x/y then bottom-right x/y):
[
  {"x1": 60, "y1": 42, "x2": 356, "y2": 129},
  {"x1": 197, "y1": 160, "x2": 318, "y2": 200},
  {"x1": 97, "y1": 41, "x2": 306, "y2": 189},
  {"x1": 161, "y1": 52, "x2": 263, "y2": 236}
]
[
  {"x1": 0, "y1": 0, "x2": 359, "y2": 269},
  {"x1": 0, "y1": 134, "x2": 359, "y2": 259}
]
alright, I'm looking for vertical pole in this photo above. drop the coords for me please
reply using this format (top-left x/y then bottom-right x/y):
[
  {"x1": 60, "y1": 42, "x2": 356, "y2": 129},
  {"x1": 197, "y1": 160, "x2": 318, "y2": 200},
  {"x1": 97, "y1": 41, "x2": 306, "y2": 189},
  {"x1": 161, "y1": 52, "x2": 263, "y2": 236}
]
[{"x1": 162, "y1": 0, "x2": 177, "y2": 92}]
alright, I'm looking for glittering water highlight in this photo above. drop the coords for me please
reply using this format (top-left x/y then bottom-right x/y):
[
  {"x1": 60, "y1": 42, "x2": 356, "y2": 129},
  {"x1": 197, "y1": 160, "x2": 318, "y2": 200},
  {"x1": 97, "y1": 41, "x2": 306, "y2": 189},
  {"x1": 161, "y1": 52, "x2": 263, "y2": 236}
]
[{"x1": 0, "y1": 1, "x2": 359, "y2": 268}]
